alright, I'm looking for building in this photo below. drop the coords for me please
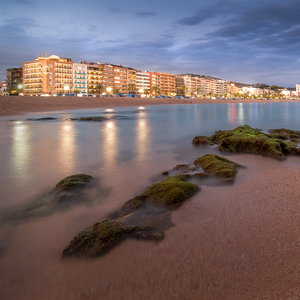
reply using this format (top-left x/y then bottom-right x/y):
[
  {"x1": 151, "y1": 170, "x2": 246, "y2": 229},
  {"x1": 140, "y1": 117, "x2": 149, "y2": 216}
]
[
  {"x1": 296, "y1": 84, "x2": 300, "y2": 96},
  {"x1": 158, "y1": 72, "x2": 176, "y2": 95},
  {"x1": 0, "y1": 81, "x2": 8, "y2": 96},
  {"x1": 73, "y1": 62, "x2": 87, "y2": 95},
  {"x1": 127, "y1": 68, "x2": 137, "y2": 94},
  {"x1": 87, "y1": 62, "x2": 102, "y2": 95},
  {"x1": 6, "y1": 68, "x2": 23, "y2": 94},
  {"x1": 175, "y1": 76, "x2": 185, "y2": 97},
  {"x1": 112, "y1": 64, "x2": 128, "y2": 94},
  {"x1": 136, "y1": 72, "x2": 150, "y2": 94},
  {"x1": 22, "y1": 54, "x2": 73, "y2": 95}
]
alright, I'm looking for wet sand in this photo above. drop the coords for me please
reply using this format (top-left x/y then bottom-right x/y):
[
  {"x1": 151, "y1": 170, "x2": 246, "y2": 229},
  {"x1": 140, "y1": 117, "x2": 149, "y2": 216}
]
[
  {"x1": 0, "y1": 95, "x2": 295, "y2": 116},
  {"x1": 1, "y1": 154, "x2": 300, "y2": 299}
]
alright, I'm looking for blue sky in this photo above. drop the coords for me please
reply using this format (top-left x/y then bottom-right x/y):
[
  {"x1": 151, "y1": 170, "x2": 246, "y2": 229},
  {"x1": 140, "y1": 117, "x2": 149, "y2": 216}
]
[{"x1": 1, "y1": 0, "x2": 300, "y2": 87}]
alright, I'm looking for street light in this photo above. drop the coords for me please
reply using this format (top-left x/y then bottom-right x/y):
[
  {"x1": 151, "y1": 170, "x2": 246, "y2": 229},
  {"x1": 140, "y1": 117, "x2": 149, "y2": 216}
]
[
  {"x1": 107, "y1": 87, "x2": 112, "y2": 94},
  {"x1": 64, "y1": 85, "x2": 69, "y2": 93},
  {"x1": 17, "y1": 84, "x2": 23, "y2": 95}
]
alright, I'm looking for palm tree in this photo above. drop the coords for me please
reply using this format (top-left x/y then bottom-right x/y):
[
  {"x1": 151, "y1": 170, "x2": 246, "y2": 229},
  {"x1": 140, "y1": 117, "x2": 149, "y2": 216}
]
[
  {"x1": 128, "y1": 83, "x2": 136, "y2": 94},
  {"x1": 152, "y1": 85, "x2": 160, "y2": 96}
]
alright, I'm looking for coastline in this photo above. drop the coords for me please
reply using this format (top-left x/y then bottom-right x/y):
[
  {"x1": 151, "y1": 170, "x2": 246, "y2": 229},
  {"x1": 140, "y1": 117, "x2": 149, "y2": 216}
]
[{"x1": 0, "y1": 95, "x2": 296, "y2": 116}]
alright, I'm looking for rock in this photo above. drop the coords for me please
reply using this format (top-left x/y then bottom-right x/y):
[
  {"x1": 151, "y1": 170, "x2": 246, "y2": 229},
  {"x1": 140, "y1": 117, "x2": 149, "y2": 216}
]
[
  {"x1": 194, "y1": 154, "x2": 242, "y2": 182},
  {"x1": 62, "y1": 175, "x2": 199, "y2": 258},
  {"x1": 193, "y1": 125, "x2": 300, "y2": 159},
  {"x1": 192, "y1": 136, "x2": 214, "y2": 145},
  {"x1": 268, "y1": 128, "x2": 300, "y2": 139},
  {"x1": 3, "y1": 174, "x2": 103, "y2": 221},
  {"x1": 79, "y1": 117, "x2": 106, "y2": 121},
  {"x1": 62, "y1": 219, "x2": 164, "y2": 258},
  {"x1": 26, "y1": 117, "x2": 57, "y2": 121}
]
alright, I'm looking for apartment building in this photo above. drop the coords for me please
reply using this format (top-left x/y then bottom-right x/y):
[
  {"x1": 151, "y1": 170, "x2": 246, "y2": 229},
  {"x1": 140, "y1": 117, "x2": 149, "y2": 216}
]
[
  {"x1": 6, "y1": 68, "x2": 23, "y2": 90},
  {"x1": 73, "y1": 62, "x2": 87, "y2": 94},
  {"x1": 22, "y1": 54, "x2": 72, "y2": 95},
  {"x1": 175, "y1": 76, "x2": 185, "y2": 96},
  {"x1": 112, "y1": 65, "x2": 128, "y2": 94},
  {"x1": 158, "y1": 72, "x2": 176, "y2": 95},
  {"x1": 136, "y1": 72, "x2": 150, "y2": 93},
  {"x1": 127, "y1": 68, "x2": 137, "y2": 94},
  {"x1": 0, "y1": 81, "x2": 8, "y2": 96},
  {"x1": 148, "y1": 72, "x2": 161, "y2": 95},
  {"x1": 87, "y1": 63, "x2": 102, "y2": 95}
]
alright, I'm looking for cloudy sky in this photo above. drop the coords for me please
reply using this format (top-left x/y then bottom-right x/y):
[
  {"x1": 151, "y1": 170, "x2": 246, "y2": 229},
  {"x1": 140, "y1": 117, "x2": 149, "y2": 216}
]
[{"x1": 1, "y1": 0, "x2": 300, "y2": 87}]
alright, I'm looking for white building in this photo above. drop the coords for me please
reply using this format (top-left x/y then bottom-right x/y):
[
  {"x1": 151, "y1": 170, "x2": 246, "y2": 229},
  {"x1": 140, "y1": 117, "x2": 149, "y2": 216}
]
[
  {"x1": 296, "y1": 84, "x2": 300, "y2": 96},
  {"x1": 281, "y1": 89, "x2": 291, "y2": 98},
  {"x1": 136, "y1": 72, "x2": 150, "y2": 93},
  {"x1": 73, "y1": 62, "x2": 87, "y2": 95}
]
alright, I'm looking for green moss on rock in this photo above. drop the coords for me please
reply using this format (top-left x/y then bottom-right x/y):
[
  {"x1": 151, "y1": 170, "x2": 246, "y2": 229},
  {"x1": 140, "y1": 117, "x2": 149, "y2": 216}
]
[
  {"x1": 62, "y1": 219, "x2": 164, "y2": 258},
  {"x1": 122, "y1": 175, "x2": 199, "y2": 215},
  {"x1": 194, "y1": 154, "x2": 242, "y2": 181},
  {"x1": 268, "y1": 128, "x2": 300, "y2": 139},
  {"x1": 192, "y1": 136, "x2": 214, "y2": 146},
  {"x1": 193, "y1": 125, "x2": 300, "y2": 159},
  {"x1": 79, "y1": 116, "x2": 106, "y2": 121}
]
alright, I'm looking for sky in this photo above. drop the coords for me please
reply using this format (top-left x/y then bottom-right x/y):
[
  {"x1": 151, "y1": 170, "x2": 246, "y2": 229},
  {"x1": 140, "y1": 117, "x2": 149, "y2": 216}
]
[{"x1": 1, "y1": 0, "x2": 300, "y2": 87}]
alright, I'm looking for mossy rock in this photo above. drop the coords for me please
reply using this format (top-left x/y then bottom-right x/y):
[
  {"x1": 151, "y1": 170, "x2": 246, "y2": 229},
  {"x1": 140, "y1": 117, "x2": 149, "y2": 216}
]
[
  {"x1": 194, "y1": 154, "x2": 242, "y2": 181},
  {"x1": 26, "y1": 117, "x2": 57, "y2": 121},
  {"x1": 62, "y1": 219, "x2": 164, "y2": 258},
  {"x1": 121, "y1": 175, "x2": 199, "y2": 215},
  {"x1": 268, "y1": 128, "x2": 300, "y2": 139},
  {"x1": 194, "y1": 125, "x2": 300, "y2": 159},
  {"x1": 192, "y1": 136, "x2": 214, "y2": 146},
  {"x1": 54, "y1": 174, "x2": 93, "y2": 191},
  {"x1": 79, "y1": 116, "x2": 106, "y2": 121}
]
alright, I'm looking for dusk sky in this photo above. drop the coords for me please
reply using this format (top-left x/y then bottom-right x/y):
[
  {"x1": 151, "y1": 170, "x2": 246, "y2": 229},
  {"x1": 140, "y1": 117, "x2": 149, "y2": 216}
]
[{"x1": 1, "y1": 0, "x2": 300, "y2": 87}]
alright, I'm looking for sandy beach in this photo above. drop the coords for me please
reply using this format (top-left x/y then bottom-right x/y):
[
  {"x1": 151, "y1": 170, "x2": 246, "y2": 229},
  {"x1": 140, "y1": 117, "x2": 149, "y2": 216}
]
[
  {"x1": 1, "y1": 96, "x2": 300, "y2": 299},
  {"x1": 0, "y1": 95, "x2": 295, "y2": 116}
]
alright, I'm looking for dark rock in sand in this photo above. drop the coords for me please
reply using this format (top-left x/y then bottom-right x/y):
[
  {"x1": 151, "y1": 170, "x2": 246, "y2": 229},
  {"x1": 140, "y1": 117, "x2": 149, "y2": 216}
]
[
  {"x1": 62, "y1": 155, "x2": 244, "y2": 259},
  {"x1": 2, "y1": 174, "x2": 105, "y2": 221},
  {"x1": 26, "y1": 117, "x2": 57, "y2": 121},
  {"x1": 268, "y1": 128, "x2": 300, "y2": 139},
  {"x1": 62, "y1": 174, "x2": 199, "y2": 258},
  {"x1": 194, "y1": 154, "x2": 242, "y2": 182},
  {"x1": 62, "y1": 219, "x2": 164, "y2": 258},
  {"x1": 193, "y1": 125, "x2": 300, "y2": 159},
  {"x1": 192, "y1": 136, "x2": 214, "y2": 146}
]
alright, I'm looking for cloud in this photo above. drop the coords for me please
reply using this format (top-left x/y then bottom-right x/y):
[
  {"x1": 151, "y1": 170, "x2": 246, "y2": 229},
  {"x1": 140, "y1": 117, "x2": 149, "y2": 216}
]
[
  {"x1": 135, "y1": 11, "x2": 156, "y2": 17},
  {"x1": 88, "y1": 24, "x2": 97, "y2": 32}
]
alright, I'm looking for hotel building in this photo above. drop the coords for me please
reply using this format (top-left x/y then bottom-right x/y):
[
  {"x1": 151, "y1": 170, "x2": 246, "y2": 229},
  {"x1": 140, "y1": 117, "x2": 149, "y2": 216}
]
[
  {"x1": 73, "y1": 62, "x2": 87, "y2": 95},
  {"x1": 87, "y1": 63, "x2": 102, "y2": 95},
  {"x1": 22, "y1": 54, "x2": 73, "y2": 95},
  {"x1": 136, "y1": 72, "x2": 150, "y2": 94}
]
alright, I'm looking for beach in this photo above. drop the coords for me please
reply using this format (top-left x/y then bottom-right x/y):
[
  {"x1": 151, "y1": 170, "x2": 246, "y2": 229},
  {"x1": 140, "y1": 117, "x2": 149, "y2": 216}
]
[
  {"x1": 0, "y1": 95, "x2": 294, "y2": 116},
  {"x1": 1, "y1": 98, "x2": 300, "y2": 299}
]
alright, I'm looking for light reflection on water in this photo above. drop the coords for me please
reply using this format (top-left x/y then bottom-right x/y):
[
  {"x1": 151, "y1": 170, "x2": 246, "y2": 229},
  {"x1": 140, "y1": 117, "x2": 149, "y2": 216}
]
[
  {"x1": 59, "y1": 122, "x2": 76, "y2": 174},
  {"x1": 102, "y1": 120, "x2": 118, "y2": 167},
  {"x1": 11, "y1": 122, "x2": 32, "y2": 183},
  {"x1": 136, "y1": 111, "x2": 150, "y2": 161}
]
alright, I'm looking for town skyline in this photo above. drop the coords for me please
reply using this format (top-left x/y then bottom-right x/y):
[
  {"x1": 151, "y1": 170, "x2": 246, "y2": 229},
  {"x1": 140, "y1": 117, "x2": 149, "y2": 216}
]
[{"x1": 1, "y1": 0, "x2": 300, "y2": 87}]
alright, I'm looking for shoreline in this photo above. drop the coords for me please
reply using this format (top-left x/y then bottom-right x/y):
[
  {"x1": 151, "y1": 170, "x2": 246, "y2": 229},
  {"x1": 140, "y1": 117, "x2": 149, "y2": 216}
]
[{"x1": 0, "y1": 95, "x2": 297, "y2": 117}]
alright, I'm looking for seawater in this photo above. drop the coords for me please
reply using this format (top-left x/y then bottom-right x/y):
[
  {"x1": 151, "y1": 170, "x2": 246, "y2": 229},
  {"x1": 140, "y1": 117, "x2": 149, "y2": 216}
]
[{"x1": 0, "y1": 102, "x2": 300, "y2": 299}]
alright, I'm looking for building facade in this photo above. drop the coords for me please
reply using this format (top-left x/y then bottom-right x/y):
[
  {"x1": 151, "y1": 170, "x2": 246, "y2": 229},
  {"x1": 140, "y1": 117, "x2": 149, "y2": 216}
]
[
  {"x1": 73, "y1": 62, "x2": 87, "y2": 95},
  {"x1": 6, "y1": 68, "x2": 23, "y2": 94},
  {"x1": 22, "y1": 54, "x2": 72, "y2": 95}
]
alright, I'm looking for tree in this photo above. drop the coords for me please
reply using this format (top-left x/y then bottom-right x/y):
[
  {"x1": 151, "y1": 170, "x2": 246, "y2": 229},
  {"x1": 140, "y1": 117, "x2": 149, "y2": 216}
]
[
  {"x1": 144, "y1": 89, "x2": 149, "y2": 96},
  {"x1": 113, "y1": 88, "x2": 119, "y2": 94},
  {"x1": 177, "y1": 85, "x2": 186, "y2": 97},
  {"x1": 128, "y1": 83, "x2": 136, "y2": 94},
  {"x1": 95, "y1": 84, "x2": 104, "y2": 95},
  {"x1": 152, "y1": 85, "x2": 160, "y2": 96}
]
